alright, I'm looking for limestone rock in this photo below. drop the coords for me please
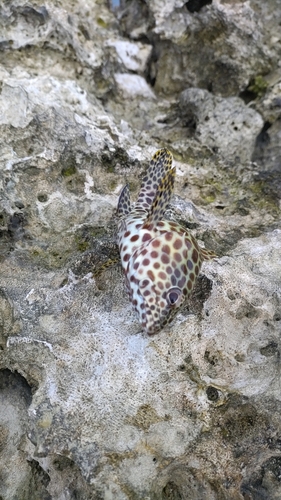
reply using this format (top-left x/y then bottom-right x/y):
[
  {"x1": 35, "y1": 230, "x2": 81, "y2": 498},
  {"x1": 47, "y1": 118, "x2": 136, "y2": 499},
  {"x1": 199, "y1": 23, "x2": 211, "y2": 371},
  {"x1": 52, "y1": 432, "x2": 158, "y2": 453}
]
[
  {"x1": 114, "y1": 73, "x2": 156, "y2": 99},
  {"x1": 180, "y1": 88, "x2": 264, "y2": 162},
  {"x1": 0, "y1": 0, "x2": 281, "y2": 499},
  {"x1": 120, "y1": 0, "x2": 272, "y2": 96},
  {"x1": 107, "y1": 40, "x2": 152, "y2": 72}
]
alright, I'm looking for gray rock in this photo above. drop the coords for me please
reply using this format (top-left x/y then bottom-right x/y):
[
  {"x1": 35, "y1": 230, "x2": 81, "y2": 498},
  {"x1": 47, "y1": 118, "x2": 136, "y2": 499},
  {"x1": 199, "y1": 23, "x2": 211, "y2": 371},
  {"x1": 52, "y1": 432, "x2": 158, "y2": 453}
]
[
  {"x1": 180, "y1": 88, "x2": 264, "y2": 162},
  {"x1": 0, "y1": 0, "x2": 281, "y2": 499},
  {"x1": 107, "y1": 39, "x2": 152, "y2": 72},
  {"x1": 114, "y1": 73, "x2": 156, "y2": 99},
  {"x1": 121, "y1": 0, "x2": 272, "y2": 96}
]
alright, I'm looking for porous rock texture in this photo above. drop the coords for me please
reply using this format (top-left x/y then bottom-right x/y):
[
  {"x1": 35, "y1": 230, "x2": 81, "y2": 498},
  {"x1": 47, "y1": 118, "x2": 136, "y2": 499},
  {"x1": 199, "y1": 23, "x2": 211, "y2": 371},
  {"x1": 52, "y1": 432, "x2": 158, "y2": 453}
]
[{"x1": 0, "y1": 0, "x2": 281, "y2": 499}]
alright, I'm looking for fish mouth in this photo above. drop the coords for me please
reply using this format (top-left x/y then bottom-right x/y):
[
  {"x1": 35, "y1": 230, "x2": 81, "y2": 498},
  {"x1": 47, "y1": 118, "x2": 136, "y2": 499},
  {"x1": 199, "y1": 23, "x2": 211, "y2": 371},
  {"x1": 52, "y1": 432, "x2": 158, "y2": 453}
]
[
  {"x1": 144, "y1": 310, "x2": 178, "y2": 335},
  {"x1": 142, "y1": 299, "x2": 171, "y2": 336},
  {"x1": 136, "y1": 293, "x2": 163, "y2": 336},
  {"x1": 140, "y1": 286, "x2": 184, "y2": 335},
  {"x1": 135, "y1": 280, "x2": 162, "y2": 335}
]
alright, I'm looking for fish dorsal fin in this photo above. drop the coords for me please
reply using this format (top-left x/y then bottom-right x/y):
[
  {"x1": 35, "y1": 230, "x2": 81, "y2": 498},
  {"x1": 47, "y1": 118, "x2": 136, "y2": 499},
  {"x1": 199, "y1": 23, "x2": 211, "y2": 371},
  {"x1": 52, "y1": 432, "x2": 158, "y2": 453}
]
[
  {"x1": 117, "y1": 184, "x2": 131, "y2": 217},
  {"x1": 144, "y1": 166, "x2": 176, "y2": 226},
  {"x1": 200, "y1": 247, "x2": 217, "y2": 261},
  {"x1": 135, "y1": 148, "x2": 173, "y2": 211}
]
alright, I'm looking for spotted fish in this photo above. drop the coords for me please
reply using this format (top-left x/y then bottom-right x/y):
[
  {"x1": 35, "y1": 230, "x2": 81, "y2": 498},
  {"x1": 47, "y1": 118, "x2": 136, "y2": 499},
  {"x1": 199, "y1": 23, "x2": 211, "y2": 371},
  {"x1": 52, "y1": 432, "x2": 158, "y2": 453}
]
[{"x1": 117, "y1": 148, "x2": 215, "y2": 335}]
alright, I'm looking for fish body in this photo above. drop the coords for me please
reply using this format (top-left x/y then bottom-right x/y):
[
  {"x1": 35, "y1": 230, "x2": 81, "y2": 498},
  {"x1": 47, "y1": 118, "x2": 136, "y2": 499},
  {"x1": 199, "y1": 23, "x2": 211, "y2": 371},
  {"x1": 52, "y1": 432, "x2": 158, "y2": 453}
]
[{"x1": 117, "y1": 149, "x2": 215, "y2": 335}]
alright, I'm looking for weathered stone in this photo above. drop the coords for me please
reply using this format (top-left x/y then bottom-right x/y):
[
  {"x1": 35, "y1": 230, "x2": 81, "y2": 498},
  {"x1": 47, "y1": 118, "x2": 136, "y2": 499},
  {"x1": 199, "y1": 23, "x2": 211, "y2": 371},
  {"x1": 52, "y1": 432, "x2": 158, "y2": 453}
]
[
  {"x1": 107, "y1": 40, "x2": 153, "y2": 72},
  {"x1": 114, "y1": 73, "x2": 156, "y2": 99},
  {"x1": 180, "y1": 88, "x2": 264, "y2": 162},
  {"x1": 120, "y1": 0, "x2": 272, "y2": 96},
  {"x1": 0, "y1": 0, "x2": 281, "y2": 498}
]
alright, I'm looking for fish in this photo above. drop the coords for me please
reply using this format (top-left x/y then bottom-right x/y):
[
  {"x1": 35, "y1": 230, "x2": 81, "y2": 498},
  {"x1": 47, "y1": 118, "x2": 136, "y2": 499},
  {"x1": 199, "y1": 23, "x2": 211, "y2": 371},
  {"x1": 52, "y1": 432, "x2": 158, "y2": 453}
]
[{"x1": 116, "y1": 148, "x2": 216, "y2": 335}]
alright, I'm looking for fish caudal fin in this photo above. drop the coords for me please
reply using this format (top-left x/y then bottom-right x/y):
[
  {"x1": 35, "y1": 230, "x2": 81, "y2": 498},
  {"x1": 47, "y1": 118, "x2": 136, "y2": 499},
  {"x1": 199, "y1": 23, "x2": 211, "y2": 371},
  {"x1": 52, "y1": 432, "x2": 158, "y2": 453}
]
[
  {"x1": 136, "y1": 148, "x2": 173, "y2": 211},
  {"x1": 144, "y1": 165, "x2": 176, "y2": 226},
  {"x1": 117, "y1": 184, "x2": 131, "y2": 217},
  {"x1": 200, "y1": 247, "x2": 217, "y2": 261}
]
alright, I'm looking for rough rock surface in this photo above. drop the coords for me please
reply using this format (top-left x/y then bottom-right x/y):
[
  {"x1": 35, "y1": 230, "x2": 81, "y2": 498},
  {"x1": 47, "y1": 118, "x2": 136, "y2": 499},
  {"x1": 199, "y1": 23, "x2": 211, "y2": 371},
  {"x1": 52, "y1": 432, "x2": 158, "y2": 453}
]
[
  {"x1": 0, "y1": 0, "x2": 281, "y2": 499},
  {"x1": 179, "y1": 88, "x2": 263, "y2": 162}
]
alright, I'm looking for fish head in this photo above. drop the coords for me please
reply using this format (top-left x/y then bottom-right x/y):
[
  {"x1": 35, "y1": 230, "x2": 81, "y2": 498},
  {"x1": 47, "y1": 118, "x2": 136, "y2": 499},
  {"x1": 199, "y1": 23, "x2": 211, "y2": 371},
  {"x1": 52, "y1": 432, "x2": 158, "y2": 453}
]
[
  {"x1": 128, "y1": 271, "x2": 186, "y2": 335},
  {"x1": 127, "y1": 230, "x2": 201, "y2": 335},
  {"x1": 140, "y1": 281, "x2": 185, "y2": 335}
]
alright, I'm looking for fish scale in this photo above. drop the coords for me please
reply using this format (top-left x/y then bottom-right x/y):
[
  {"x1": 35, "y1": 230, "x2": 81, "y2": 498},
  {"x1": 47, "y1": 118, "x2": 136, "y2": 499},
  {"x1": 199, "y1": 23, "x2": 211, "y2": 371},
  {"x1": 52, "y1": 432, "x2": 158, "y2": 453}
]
[{"x1": 117, "y1": 148, "x2": 216, "y2": 335}]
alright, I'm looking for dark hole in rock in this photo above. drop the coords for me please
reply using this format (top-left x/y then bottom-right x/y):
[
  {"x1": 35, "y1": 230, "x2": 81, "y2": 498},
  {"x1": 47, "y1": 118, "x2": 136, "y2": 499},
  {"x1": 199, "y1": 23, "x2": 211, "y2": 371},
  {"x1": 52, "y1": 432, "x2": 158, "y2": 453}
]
[
  {"x1": 162, "y1": 480, "x2": 182, "y2": 499},
  {"x1": 53, "y1": 455, "x2": 75, "y2": 471},
  {"x1": 182, "y1": 117, "x2": 197, "y2": 130},
  {"x1": 78, "y1": 24, "x2": 90, "y2": 40},
  {"x1": 0, "y1": 41, "x2": 12, "y2": 50},
  {"x1": 178, "y1": 364, "x2": 186, "y2": 372},
  {"x1": 260, "y1": 341, "x2": 279, "y2": 357},
  {"x1": 185, "y1": 0, "x2": 212, "y2": 13},
  {"x1": 37, "y1": 193, "x2": 48, "y2": 203},
  {"x1": 255, "y1": 121, "x2": 271, "y2": 146},
  {"x1": 176, "y1": 219, "x2": 199, "y2": 230},
  {"x1": 26, "y1": 459, "x2": 52, "y2": 499},
  {"x1": 204, "y1": 350, "x2": 218, "y2": 366},
  {"x1": 8, "y1": 213, "x2": 25, "y2": 234},
  {"x1": 0, "y1": 369, "x2": 32, "y2": 407},
  {"x1": 239, "y1": 88, "x2": 258, "y2": 104},
  {"x1": 15, "y1": 201, "x2": 25, "y2": 209},
  {"x1": 28, "y1": 459, "x2": 50, "y2": 488},
  {"x1": 206, "y1": 386, "x2": 219, "y2": 401},
  {"x1": 235, "y1": 353, "x2": 245, "y2": 363}
]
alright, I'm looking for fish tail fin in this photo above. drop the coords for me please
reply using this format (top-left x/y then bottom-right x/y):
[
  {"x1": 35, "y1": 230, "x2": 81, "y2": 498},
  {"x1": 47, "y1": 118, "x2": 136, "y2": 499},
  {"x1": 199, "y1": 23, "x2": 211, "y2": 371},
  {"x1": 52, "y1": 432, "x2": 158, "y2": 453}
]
[
  {"x1": 144, "y1": 166, "x2": 176, "y2": 226},
  {"x1": 117, "y1": 184, "x2": 131, "y2": 217},
  {"x1": 135, "y1": 148, "x2": 173, "y2": 211}
]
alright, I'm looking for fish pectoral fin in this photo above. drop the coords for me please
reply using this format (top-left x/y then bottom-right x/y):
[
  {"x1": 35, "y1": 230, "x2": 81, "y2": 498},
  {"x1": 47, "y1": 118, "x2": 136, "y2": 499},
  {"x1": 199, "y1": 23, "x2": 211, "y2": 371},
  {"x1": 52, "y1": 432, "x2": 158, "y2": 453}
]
[
  {"x1": 117, "y1": 184, "x2": 131, "y2": 217},
  {"x1": 144, "y1": 166, "x2": 176, "y2": 225},
  {"x1": 200, "y1": 247, "x2": 217, "y2": 261},
  {"x1": 93, "y1": 257, "x2": 121, "y2": 277}
]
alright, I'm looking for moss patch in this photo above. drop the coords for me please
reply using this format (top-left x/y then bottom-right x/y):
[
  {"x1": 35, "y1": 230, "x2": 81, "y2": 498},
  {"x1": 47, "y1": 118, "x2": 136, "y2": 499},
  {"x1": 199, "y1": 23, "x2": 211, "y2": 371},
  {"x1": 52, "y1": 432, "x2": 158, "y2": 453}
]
[
  {"x1": 248, "y1": 75, "x2": 268, "y2": 98},
  {"x1": 61, "y1": 164, "x2": 77, "y2": 177},
  {"x1": 127, "y1": 404, "x2": 168, "y2": 431}
]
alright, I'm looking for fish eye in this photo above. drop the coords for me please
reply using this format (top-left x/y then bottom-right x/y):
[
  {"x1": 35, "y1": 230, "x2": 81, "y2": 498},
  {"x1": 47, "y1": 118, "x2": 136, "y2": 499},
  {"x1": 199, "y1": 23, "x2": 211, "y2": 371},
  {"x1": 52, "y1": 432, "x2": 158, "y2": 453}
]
[{"x1": 167, "y1": 287, "x2": 182, "y2": 306}]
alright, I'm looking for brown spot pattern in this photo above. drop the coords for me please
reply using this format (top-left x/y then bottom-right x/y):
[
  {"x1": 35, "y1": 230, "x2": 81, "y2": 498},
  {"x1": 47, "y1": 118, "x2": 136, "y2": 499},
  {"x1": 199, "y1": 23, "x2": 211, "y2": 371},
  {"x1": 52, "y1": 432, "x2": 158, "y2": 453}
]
[
  {"x1": 174, "y1": 238, "x2": 183, "y2": 250},
  {"x1": 192, "y1": 248, "x2": 198, "y2": 263},
  {"x1": 131, "y1": 234, "x2": 139, "y2": 242},
  {"x1": 117, "y1": 148, "x2": 216, "y2": 335}
]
